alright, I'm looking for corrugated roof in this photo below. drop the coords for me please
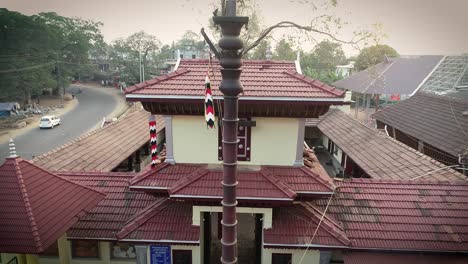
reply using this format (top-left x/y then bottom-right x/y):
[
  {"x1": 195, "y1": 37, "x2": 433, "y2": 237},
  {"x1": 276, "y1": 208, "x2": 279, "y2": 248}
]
[
  {"x1": 373, "y1": 92, "x2": 468, "y2": 157},
  {"x1": 0, "y1": 158, "x2": 104, "y2": 254},
  {"x1": 321, "y1": 178, "x2": 468, "y2": 252},
  {"x1": 333, "y1": 55, "x2": 443, "y2": 95},
  {"x1": 33, "y1": 109, "x2": 164, "y2": 172},
  {"x1": 130, "y1": 163, "x2": 335, "y2": 199},
  {"x1": 318, "y1": 109, "x2": 466, "y2": 181},
  {"x1": 59, "y1": 171, "x2": 198, "y2": 243},
  {"x1": 126, "y1": 59, "x2": 344, "y2": 99}
]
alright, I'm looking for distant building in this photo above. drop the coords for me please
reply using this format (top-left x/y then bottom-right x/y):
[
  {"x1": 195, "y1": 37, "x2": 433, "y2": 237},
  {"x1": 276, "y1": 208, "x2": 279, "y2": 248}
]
[{"x1": 334, "y1": 61, "x2": 355, "y2": 77}]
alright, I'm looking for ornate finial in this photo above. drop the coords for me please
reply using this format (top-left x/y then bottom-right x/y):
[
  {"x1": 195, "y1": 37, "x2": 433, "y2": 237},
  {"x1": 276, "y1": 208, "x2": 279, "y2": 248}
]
[{"x1": 9, "y1": 138, "x2": 18, "y2": 158}]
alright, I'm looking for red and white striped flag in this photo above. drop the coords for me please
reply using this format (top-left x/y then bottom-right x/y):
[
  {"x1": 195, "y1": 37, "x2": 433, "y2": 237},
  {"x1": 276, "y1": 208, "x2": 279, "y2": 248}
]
[
  {"x1": 205, "y1": 75, "x2": 215, "y2": 128},
  {"x1": 148, "y1": 115, "x2": 157, "y2": 168}
]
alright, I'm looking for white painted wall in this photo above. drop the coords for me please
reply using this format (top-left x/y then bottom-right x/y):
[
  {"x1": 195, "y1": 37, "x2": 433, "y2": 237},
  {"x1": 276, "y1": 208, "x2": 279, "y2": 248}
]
[{"x1": 172, "y1": 116, "x2": 299, "y2": 166}]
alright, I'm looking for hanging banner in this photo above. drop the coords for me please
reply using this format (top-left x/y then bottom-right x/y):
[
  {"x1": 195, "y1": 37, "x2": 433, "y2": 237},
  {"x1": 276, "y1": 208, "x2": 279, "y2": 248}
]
[
  {"x1": 205, "y1": 75, "x2": 216, "y2": 128},
  {"x1": 149, "y1": 115, "x2": 157, "y2": 168}
]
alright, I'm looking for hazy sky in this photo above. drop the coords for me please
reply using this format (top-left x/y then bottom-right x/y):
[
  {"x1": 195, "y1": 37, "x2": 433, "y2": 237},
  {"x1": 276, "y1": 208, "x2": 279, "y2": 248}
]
[{"x1": 2, "y1": 0, "x2": 467, "y2": 56}]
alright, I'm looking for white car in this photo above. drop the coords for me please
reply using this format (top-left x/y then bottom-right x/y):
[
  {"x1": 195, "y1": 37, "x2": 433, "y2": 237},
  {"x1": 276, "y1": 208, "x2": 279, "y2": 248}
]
[{"x1": 39, "y1": 115, "x2": 61, "y2": 129}]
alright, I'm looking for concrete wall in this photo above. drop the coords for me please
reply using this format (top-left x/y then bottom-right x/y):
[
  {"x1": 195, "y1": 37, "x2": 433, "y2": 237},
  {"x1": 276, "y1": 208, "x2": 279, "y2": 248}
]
[
  {"x1": 262, "y1": 248, "x2": 320, "y2": 264},
  {"x1": 172, "y1": 116, "x2": 299, "y2": 166}
]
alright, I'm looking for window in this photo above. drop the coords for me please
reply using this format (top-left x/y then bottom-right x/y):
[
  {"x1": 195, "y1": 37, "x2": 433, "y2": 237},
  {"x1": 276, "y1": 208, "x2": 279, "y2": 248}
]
[
  {"x1": 41, "y1": 241, "x2": 59, "y2": 257},
  {"x1": 110, "y1": 242, "x2": 136, "y2": 259},
  {"x1": 272, "y1": 253, "x2": 292, "y2": 264},
  {"x1": 192, "y1": 54, "x2": 196, "y2": 59},
  {"x1": 71, "y1": 240, "x2": 99, "y2": 259},
  {"x1": 218, "y1": 118, "x2": 252, "y2": 161},
  {"x1": 173, "y1": 250, "x2": 192, "y2": 264}
]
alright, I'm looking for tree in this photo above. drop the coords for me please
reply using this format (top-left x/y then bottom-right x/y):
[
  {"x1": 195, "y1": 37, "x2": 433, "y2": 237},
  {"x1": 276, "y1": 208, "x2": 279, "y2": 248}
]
[
  {"x1": 248, "y1": 39, "x2": 270, "y2": 60},
  {"x1": 0, "y1": 9, "x2": 103, "y2": 104},
  {"x1": 302, "y1": 40, "x2": 346, "y2": 71},
  {"x1": 272, "y1": 39, "x2": 296, "y2": 60},
  {"x1": 110, "y1": 31, "x2": 161, "y2": 84},
  {"x1": 303, "y1": 67, "x2": 344, "y2": 85},
  {"x1": 355, "y1": 44, "x2": 398, "y2": 71}
]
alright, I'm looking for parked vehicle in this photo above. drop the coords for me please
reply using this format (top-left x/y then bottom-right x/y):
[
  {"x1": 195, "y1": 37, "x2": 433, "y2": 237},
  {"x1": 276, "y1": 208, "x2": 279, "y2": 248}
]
[{"x1": 39, "y1": 115, "x2": 61, "y2": 129}]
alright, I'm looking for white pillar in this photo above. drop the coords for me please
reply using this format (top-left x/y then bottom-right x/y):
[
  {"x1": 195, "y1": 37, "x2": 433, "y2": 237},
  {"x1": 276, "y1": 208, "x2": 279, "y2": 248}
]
[
  {"x1": 164, "y1": 115, "x2": 175, "y2": 164},
  {"x1": 293, "y1": 118, "x2": 306, "y2": 167},
  {"x1": 135, "y1": 245, "x2": 147, "y2": 264}
]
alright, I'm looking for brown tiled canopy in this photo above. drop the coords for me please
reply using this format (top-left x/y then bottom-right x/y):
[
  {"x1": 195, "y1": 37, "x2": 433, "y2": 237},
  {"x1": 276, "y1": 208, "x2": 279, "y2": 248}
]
[{"x1": 318, "y1": 109, "x2": 466, "y2": 181}]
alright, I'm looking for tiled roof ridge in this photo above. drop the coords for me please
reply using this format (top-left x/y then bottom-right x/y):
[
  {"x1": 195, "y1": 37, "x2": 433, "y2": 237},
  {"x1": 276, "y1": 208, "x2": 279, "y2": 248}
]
[
  {"x1": 303, "y1": 201, "x2": 344, "y2": 231},
  {"x1": 180, "y1": 58, "x2": 296, "y2": 65},
  {"x1": 116, "y1": 198, "x2": 169, "y2": 239},
  {"x1": 298, "y1": 166, "x2": 336, "y2": 190},
  {"x1": 299, "y1": 201, "x2": 351, "y2": 246},
  {"x1": 283, "y1": 70, "x2": 345, "y2": 97},
  {"x1": 21, "y1": 159, "x2": 107, "y2": 196},
  {"x1": 259, "y1": 167, "x2": 297, "y2": 199},
  {"x1": 169, "y1": 166, "x2": 210, "y2": 194},
  {"x1": 334, "y1": 177, "x2": 468, "y2": 185},
  {"x1": 320, "y1": 109, "x2": 467, "y2": 182},
  {"x1": 125, "y1": 69, "x2": 191, "y2": 94},
  {"x1": 32, "y1": 110, "x2": 150, "y2": 165},
  {"x1": 57, "y1": 171, "x2": 135, "y2": 177},
  {"x1": 129, "y1": 162, "x2": 172, "y2": 185},
  {"x1": 8, "y1": 158, "x2": 44, "y2": 252}
]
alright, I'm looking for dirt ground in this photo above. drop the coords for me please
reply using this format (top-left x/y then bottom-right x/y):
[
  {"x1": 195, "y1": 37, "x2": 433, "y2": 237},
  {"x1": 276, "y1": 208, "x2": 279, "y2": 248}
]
[{"x1": 0, "y1": 95, "x2": 78, "y2": 144}]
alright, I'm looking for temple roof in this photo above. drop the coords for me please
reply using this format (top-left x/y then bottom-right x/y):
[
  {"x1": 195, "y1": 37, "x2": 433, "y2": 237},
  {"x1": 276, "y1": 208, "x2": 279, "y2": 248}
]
[
  {"x1": 126, "y1": 59, "x2": 344, "y2": 101},
  {"x1": 130, "y1": 163, "x2": 335, "y2": 201},
  {"x1": 0, "y1": 157, "x2": 104, "y2": 254}
]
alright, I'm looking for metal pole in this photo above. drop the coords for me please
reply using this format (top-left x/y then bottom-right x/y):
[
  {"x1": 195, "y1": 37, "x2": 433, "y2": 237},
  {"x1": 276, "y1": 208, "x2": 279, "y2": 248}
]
[{"x1": 213, "y1": 1, "x2": 248, "y2": 263}]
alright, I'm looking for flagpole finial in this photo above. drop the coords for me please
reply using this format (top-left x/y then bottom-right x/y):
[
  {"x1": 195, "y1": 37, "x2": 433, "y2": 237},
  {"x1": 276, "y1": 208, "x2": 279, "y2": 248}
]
[{"x1": 9, "y1": 138, "x2": 18, "y2": 158}]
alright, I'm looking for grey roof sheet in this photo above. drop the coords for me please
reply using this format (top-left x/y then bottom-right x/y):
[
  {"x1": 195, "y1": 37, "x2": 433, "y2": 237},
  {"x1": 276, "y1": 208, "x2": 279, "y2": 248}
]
[
  {"x1": 373, "y1": 92, "x2": 468, "y2": 157},
  {"x1": 317, "y1": 109, "x2": 466, "y2": 181},
  {"x1": 333, "y1": 55, "x2": 444, "y2": 95}
]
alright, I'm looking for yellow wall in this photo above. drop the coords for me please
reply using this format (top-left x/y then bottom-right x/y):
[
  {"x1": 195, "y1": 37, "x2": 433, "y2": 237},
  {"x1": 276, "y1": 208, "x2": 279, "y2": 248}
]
[
  {"x1": 172, "y1": 116, "x2": 299, "y2": 166},
  {"x1": 262, "y1": 248, "x2": 320, "y2": 264}
]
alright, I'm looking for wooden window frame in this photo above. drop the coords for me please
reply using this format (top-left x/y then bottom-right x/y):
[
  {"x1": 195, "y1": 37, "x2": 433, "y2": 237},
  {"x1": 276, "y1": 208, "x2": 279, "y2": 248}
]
[
  {"x1": 172, "y1": 249, "x2": 192, "y2": 264},
  {"x1": 109, "y1": 242, "x2": 136, "y2": 260},
  {"x1": 272, "y1": 253, "x2": 292, "y2": 264},
  {"x1": 71, "y1": 240, "x2": 100, "y2": 259},
  {"x1": 218, "y1": 118, "x2": 252, "y2": 161}
]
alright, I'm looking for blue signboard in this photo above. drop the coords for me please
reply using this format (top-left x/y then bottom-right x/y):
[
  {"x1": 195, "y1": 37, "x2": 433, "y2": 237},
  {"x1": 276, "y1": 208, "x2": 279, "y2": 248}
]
[{"x1": 150, "y1": 244, "x2": 171, "y2": 264}]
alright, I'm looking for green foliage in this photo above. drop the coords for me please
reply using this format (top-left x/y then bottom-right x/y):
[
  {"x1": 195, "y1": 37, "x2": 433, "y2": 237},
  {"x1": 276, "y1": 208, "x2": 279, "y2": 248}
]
[
  {"x1": 273, "y1": 39, "x2": 296, "y2": 61},
  {"x1": 301, "y1": 40, "x2": 346, "y2": 71},
  {"x1": 109, "y1": 31, "x2": 161, "y2": 84},
  {"x1": 0, "y1": 9, "x2": 103, "y2": 104},
  {"x1": 355, "y1": 44, "x2": 398, "y2": 71},
  {"x1": 303, "y1": 67, "x2": 344, "y2": 85},
  {"x1": 248, "y1": 39, "x2": 270, "y2": 60}
]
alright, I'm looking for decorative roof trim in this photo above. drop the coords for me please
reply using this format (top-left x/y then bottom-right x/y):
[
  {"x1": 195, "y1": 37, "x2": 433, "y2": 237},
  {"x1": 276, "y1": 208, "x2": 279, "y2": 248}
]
[
  {"x1": 282, "y1": 70, "x2": 345, "y2": 97},
  {"x1": 129, "y1": 162, "x2": 171, "y2": 185},
  {"x1": 126, "y1": 94, "x2": 345, "y2": 102},
  {"x1": 260, "y1": 167, "x2": 297, "y2": 199},
  {"x1": 116, "y1": 198, "x2": 169, "y2": 239},
  {"x1": 125, "y1": 69, "x2": 191, "y2": 94},
  {"x1": 168, "y1": 167, "x2": 210, "y2": 194},
  {"x1": 120, "y1": 239, "x2": 199, "y2": 244},
  {"x1": 11, "y1": 158, "x2": 44, "y2": 252},
  {"x1": 263, "y1": 243, "x2": 349, "y2": 249},
  {"x1": 169, "y1": 194, "x2": 294, "y2": 201}
]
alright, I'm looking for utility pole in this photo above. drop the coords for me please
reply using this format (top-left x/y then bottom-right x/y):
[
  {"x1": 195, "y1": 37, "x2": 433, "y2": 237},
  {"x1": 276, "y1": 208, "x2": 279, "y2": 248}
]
[
  {"x1": 55, "y1": 53, "x2": 62, "y2": 104},
  {"x1": 212, "y1": 1, "x2": 248, "y2": 263}
]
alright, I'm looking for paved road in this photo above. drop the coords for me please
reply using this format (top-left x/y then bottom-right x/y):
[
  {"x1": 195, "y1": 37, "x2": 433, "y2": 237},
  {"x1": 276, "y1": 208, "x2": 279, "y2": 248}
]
[{"x1": 0, "y1": 85, "x2": 120, "y2": 161}]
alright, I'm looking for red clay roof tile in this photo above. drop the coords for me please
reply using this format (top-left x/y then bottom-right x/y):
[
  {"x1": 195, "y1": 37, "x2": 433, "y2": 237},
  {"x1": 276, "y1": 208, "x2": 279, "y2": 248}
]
[
  {"x1": 126, "y1": 59, "x2": 344, "y2": 100},
  {"x1": 0, "y1": 158, "x2": 104, "y2": 254}
]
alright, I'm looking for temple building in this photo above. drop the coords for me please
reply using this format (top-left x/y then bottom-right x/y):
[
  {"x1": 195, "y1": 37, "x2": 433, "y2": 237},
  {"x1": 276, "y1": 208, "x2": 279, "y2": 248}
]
[{"x1": 1, "y1": 59, "x2": 468, "y2": 264}]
